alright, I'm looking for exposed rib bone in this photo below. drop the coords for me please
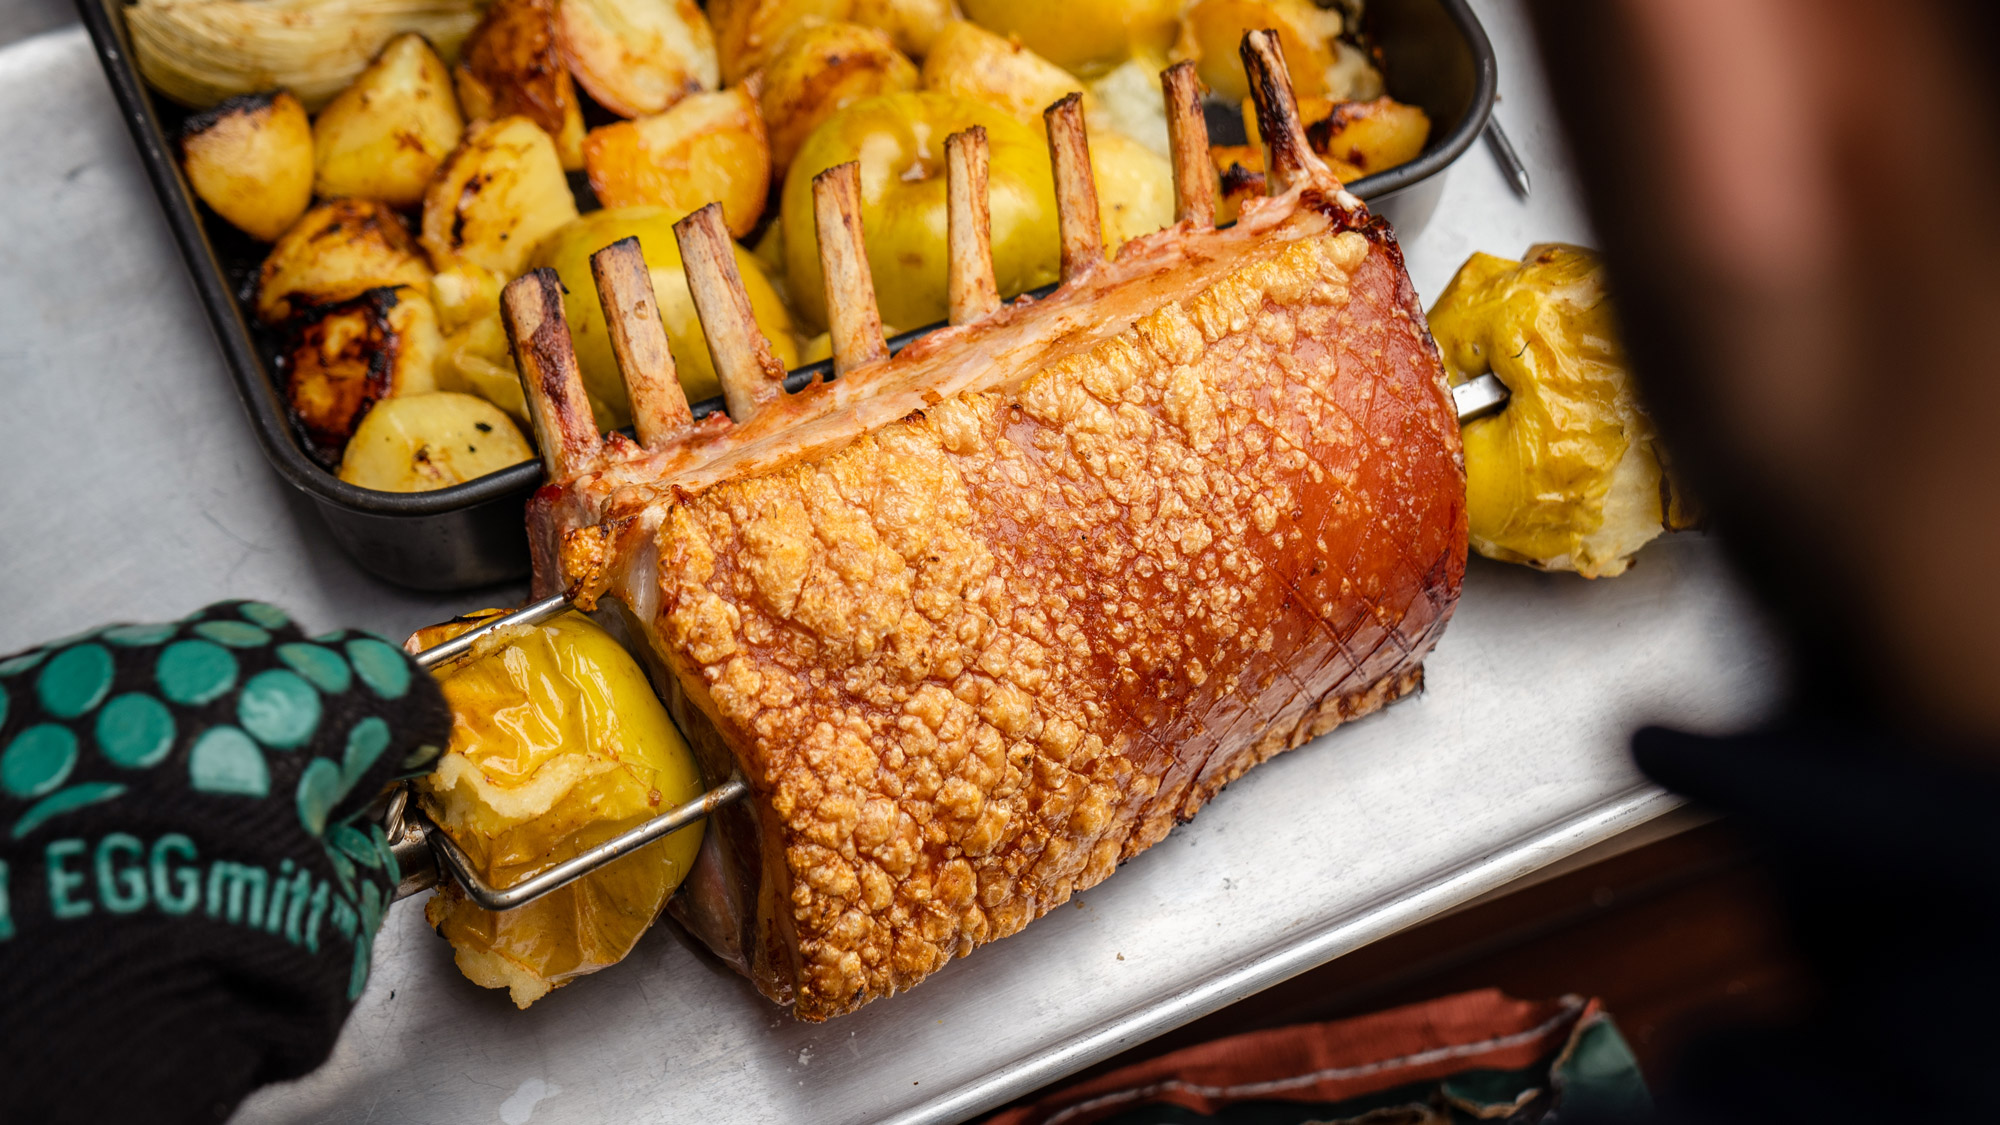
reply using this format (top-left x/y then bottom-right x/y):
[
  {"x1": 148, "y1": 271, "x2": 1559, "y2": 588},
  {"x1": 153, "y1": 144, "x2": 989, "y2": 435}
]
[
  {"x1": 811, "y1": 162, "x2": 890, "y2": 377},
  {"x1": 1042, "y1": 93, "x2": 1103, "y2": 283},
  {"x1": 1162, "y1": 62, "x2": 1215, "y2": 228},
  {"x1": 1240, "y1": 29, "x2": 1332, "y2": 196},
  {"x1": 946, "y1": 127, "x2": 1000, "y2": 325},
  {"x1": 590, "y1": 237, "x2": 693, "y2": 449},
  {"x1": 673, "y1": 203, "x2": 787, "y2": 423},
  {"x1": 501, "y1": 268, "x2": 603, "y2": 481}
]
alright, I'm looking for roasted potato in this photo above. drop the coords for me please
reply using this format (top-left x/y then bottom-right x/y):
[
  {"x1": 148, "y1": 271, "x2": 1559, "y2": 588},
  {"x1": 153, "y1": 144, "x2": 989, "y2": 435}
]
[
  {"x1": 1090, "y1": 129, "x2": 1174, "y2": 254},
  {"x1": 421, "y1": 116, "x2": 581, "y2": 277},
  {"x1": 257, "y1": 198, "x2": 433, "y2": 322},
  {"x1": 1430, "y1": 245, "x2": 1694, "y2": 578},
  {"x1": 557, "y1": 0, "x2": 719, "y2": 118},
  {"x1": 126, "y1": 0, "x2": 483, "y2": 111},
  {"x1": 1307, "y1": 97, "x2": 1431, "y2": 178},
  {"x1": 783, "y1": 92, "x2": 1058, "y2": 331},
  {"x1": 763, "y1": 22, "x2": 918, "y2": 174},
  {"x1": 533, "y1": 208, "x2": 801, "y2": 424},
  {"x1": 282, "y1": 286, "x2": 442, "y2": 460},
  {"x1": 180, "y1": 91, "x2": 313, "y2": 242},
  {"x1": 709, "y1": 0, "x2": 850, "y2": 85},
  {"x1": 1178, "y1": 0, "x2": 1341, "y2": 104},
  {"x1": 849, "y1": 0, "x2": 953, "y2": 57},
  {"x1": 338, "y1": 391, "x2": 533, "y2": 491},
  {"x1": 920, "y1": 20, "x2": 1088, "y2": 127},
  {"x1": 958, "y1": 0, "x2": 1178, "y2": 76},
  {"x1": 312, "y1": 34, "x2": 464, "y2": 209},
  {"x1": 456, "y1": 0, "x2": 586, "y2": 170},
  {"x1": 586, "y1": 85, "x2": 771, "y2": 234}
]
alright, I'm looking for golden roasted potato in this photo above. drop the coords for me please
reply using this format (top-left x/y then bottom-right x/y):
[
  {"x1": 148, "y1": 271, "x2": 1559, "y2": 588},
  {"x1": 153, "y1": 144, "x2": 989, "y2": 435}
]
[
  {"x1": 959, "y1": 0, "x2": 1178, "y2": 76},
  {"x1": 282, "y1": 286, "x2": 442, "y2": 458},
  {"x1": 421, "y1": 116, "x2": 581, "y2": 277},
  {"x1": 585, "y1": 85, "x2": 771, "y2": 234},
  {"x1": 849, "y1": 0, "x2": 953, "y2": 57},
  {"x1": 557, "y1": 0, "x2": 719, "y2": 118},
  {"x1": 256, "y1": 198, "x2": 433, "y2": 323},
  {"x1": 920, "y1": 20, "x2": 1088, "y2": 127},
  {"x1": 180, "y1": 91, "x2": 313, "y2": 242},
  {"x1": 337, "y1": 391, "x2": 532, "y2": 491},
  {"x1": 708, "y1": 0, "x2": 850, "y2": 85},
  {"x1": 763, "y1": 22, "x2": 918, "y2": 174},
  {"x1": 455, "y1": 0, "x2": 586, "y2": 170},
  {"x1": 1178, "y1": 0, "x2": 1340, "y2": 104},
  {"x1": 312, "y1": 34, "x2": 464, "y2": 209},
  {"x1": 415, "y1": 610, "x2": 706, "y2": 1007},
  {"x1": 1430, "y1": 245, "x2": 1694, "y2": 578},
  {"x1": 1090, "y1": 129, "x2": 1174, "y2": 254},
  {"x1": 1208, "y1": 135, "x2": 1363, "y2": 224},
  {"x1": 1238, "y1": 93, "x2": 1429, "y2": 180},
  {"x1": 784, "y1": 92, "x2": 1057, "y2": 331},
  {"x1": 533, "y1": 208, "x2": 801, "y2": 424}
]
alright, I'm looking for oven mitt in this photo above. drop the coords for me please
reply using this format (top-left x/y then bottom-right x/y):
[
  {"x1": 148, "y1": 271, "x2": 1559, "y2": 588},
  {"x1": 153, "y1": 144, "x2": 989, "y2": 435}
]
[{"x1": 0, "y1": 601, "x2": 450, "y2": 1125}]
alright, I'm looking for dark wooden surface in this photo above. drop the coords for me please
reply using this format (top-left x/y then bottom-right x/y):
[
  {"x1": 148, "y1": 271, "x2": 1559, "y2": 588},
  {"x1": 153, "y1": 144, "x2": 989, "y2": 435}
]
[{"x1": 1005, "y1": 818, "x2": 1811, "y2": 1110}]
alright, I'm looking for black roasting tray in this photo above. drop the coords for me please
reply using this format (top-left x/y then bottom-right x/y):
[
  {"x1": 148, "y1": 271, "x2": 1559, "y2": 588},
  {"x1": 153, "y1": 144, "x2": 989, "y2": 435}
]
[{"x1": 73, "y1": 0, "x2": 1494, "y2": 591}]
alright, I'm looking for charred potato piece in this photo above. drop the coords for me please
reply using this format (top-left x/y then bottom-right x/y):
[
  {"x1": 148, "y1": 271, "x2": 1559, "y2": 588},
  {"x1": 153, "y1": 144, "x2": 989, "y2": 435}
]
[
  {"x1": 1207, "y1": 137, "x2": 1363, "y2": 224},
  {"x1": 456, "y1": 0, "x2": 586, "y2": 170},
  {"x1": 180, "y1": 91, "x2": 313, "y2": 242},
  {"x1": 257, "y1": 198, "x2": 433, "y2": 323},
  {"x1": 585, "y1": 85, "x2": 771, "y2": 234},
  {"x1": 958, "y1": 0, "x2": 1178, "y2": 76},
  {"x1": 1178, "y1": 0, "x2": 1339, "y2": 104},
  {"x1": 848, "y1": 0, "x2": 953, "y2": 57},
  {"x1": 313, "y1": 34, "x2": 464, "y2": 208},
  {"x1": 920, "y1": 20, "x2": 1088, "y2": 127},
  {"x1": 338, "y1": 391, "x2": 532, "y2": 491},
  {"x1": 1306, "y1": 97, "x2": 1432, "y2": 177},
  {"x1": 556, "y1": 0, "x2": 719, "y2": 118},
  {"x1": 708, "y1": 0, "x2": 850, "y2": 85},
  {"x1": 763, "y1": 22, "x2": 917, "y2": 174},
  {"x1": 282, "y1": 285, "x2": 442, "y2": 460},
  {"x1": 421, "y1": 116, "x2": 581, "y2": 277}
]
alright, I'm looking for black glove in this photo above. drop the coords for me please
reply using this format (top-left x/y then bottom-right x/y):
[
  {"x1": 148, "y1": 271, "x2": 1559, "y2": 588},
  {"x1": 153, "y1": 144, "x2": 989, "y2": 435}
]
[{"x1": 0, "y1": 601, "x2": 449, "y2": 1125}]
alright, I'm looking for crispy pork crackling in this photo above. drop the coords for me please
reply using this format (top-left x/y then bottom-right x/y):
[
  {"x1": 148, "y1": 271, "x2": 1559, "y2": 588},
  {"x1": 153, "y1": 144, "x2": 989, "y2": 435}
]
[{"x1": 501, "y1": 34, "x2": 1467, "y2": 1020}]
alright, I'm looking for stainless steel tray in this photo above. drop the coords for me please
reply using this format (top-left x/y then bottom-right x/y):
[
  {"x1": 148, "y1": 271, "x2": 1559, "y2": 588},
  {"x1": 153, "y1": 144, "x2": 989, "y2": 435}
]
[{"x1": 0, "y1": 7, "x2": 1780, "y2": 1124}]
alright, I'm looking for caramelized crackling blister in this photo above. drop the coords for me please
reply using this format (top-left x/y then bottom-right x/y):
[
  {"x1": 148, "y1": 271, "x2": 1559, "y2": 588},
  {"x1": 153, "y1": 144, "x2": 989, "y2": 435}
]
[{"x1": 508, "y1": 32, "x2": 1465, "y2": 1020}]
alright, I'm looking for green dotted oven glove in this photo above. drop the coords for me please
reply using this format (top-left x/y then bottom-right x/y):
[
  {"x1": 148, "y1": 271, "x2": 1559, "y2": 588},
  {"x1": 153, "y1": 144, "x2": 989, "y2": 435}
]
[{"x1": 0, "y1": 601, "x2": 450, "y2": 1125}]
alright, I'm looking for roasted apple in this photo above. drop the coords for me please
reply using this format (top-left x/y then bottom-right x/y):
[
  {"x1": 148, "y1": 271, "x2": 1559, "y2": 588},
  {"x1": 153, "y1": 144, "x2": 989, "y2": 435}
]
[
  {"x1": 421, "y1": 115, "x2": 581, "y2": 277},
  {"x1": 1430, "y1": 245, "x2": 1694, "y2": 578},
  {"x1": 762, "y1": 22, "x2": 918, "y2": 175},
  {"x1": 257, "y1": 198, "x2": 433, "y2": 323},
  {"x1": 532, "y1": 207, "x2": 801, "y2": 423},
  {"x1": 180, "y1": 90, "x2": 314, "y2": 241},
  {"x1": 585, "y1": 85, "x2": 771, "y2": 234},
  {"x1": 1089, "y1": 128, "x2": 1174, "y2": 254},
  {"x1": 782, "y1": 91, "x2": 1057, "y2": 330},
  {"x1": 312, "y1": 34, "x2": 464, "y2": 209},
  {"x1": 556, "y1": 0, "x2": 719, "y2": 118}
]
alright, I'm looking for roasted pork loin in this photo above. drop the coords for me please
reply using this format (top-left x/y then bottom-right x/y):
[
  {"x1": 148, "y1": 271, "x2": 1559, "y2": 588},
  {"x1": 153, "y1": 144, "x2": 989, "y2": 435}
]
[{"x1": 505, "y1": 35, "x2": 1467, "y2": 1020}]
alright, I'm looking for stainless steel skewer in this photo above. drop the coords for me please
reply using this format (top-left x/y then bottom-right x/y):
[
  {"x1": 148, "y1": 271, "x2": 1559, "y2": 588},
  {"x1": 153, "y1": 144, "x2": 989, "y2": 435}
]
[{"x1": 385, "y1": 375, "x2": 1517, "y2": 910}]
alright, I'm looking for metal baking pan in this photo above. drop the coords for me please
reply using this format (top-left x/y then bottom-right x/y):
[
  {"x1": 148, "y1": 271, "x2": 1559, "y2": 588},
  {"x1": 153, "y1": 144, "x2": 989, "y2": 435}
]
[{"x1": 73, "y1": 0, "x2": 1494, "y2": 592}]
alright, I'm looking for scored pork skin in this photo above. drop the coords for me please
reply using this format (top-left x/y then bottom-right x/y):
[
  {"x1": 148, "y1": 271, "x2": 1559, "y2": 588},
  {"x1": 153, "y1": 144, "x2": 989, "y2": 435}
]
[{"x1": 535, "y1": 193, "x2": 1466, "y2": 1020}]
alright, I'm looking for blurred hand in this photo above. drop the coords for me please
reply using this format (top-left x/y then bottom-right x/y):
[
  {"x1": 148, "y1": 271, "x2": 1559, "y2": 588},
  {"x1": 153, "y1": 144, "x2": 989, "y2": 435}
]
[{"x1": 1530, "y1": 0, "x2": 2000, "y2": 743}]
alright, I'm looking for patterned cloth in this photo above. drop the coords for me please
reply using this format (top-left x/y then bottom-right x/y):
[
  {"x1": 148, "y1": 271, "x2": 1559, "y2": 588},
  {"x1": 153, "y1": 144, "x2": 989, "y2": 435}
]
[{"x1": 0, "y1": 601, "x2": 449, "y2": 1125}]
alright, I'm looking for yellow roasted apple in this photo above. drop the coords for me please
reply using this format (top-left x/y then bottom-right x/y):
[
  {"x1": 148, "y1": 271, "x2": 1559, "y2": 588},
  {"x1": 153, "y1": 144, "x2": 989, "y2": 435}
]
[
  {"x1": 782, "y1": 91, "x2": 1057, "y2": 331},
  {"x1": 414, "y1": 610, "x2": 707, "y2": 1008},
  {"x1": 532, "y1": 207, "x2": 801, "y2": 424}
]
